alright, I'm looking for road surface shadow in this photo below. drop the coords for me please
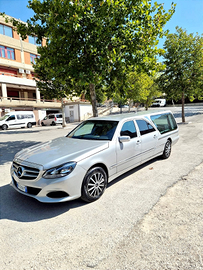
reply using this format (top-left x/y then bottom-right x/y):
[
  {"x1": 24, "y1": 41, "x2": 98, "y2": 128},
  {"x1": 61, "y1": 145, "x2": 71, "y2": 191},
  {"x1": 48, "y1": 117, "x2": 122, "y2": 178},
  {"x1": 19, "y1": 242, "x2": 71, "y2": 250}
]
[
  {"x1": 173, "y1": 110, "x2": 203, "y2": 119},
  {"x1": 0, "y1": 130, "x2": 41, "y2": 135},
  {"x1": 0, "y1": 141, "x2": 41, "y2": 165},
  {"x1": 1, "y1": 157, "x2": 161, "y2": 223},
  {"x1": 0, "y1": 184, "x2": 85, "y2": 222},
  {"x1": 108, "y1": 157, "x2": 161, "y2": 188}
]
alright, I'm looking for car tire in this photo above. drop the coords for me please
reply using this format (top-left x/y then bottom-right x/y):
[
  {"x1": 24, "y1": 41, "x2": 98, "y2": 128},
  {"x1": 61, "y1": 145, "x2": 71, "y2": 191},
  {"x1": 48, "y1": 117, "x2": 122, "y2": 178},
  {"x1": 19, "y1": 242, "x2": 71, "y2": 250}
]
[
  {"x1": 27, "y1": 122, "x2": 32, "y2": 128},
  {"x1": 162, "y1": 140, "x2": 171, "y2": 159},
  {"x1": 81, "y1": 167, "x2": 107, "y2": 203},
  {"x1": 2, "y1": 124, "x2": 8, "y2": 130},
  {"x1": 41, "y1": 122, "x2": 45, "y2": 126},
  {"x1": 51, "y1": 121, "x2": 56, "y2": 126}
]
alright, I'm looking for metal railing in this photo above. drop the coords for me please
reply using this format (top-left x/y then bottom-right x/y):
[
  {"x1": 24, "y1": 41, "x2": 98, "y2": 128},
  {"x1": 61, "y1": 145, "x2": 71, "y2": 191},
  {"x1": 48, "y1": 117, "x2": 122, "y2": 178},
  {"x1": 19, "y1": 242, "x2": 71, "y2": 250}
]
[{"x1": 0, "y1": 96, "x2": 61, "y2": 103}]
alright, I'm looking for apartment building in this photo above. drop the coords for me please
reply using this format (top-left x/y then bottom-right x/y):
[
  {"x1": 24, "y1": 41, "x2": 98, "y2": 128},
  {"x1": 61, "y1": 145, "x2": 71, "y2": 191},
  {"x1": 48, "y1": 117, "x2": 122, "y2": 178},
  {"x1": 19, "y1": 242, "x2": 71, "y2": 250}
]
[{"x1": 0, "y1": 15, "x2": 62, "y2": 123}]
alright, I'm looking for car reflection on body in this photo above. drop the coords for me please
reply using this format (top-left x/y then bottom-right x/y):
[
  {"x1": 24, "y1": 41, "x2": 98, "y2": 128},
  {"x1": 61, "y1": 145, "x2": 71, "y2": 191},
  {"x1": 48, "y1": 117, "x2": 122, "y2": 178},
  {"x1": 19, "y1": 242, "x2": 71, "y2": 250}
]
[{"x1": 10, "y1": 110, "x2": 179, "y2": 203}]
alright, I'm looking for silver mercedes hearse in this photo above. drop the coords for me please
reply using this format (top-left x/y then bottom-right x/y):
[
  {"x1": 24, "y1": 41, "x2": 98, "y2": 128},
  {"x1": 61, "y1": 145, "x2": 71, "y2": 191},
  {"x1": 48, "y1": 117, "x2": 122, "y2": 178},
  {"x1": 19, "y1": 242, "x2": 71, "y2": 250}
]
[{"x1": 11, "y1": 110, "x2": 179, "y2": 203}]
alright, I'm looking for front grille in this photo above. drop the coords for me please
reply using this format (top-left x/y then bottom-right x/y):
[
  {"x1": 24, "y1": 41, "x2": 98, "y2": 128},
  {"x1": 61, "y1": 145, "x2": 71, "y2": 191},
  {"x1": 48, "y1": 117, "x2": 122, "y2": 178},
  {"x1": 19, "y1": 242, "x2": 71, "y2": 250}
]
[
  {"x1": 13, "y1": 161, "x2": 40, "y2": 180},
  {"x1": 13, "y1": 179, "x2": 41, "y2": 196}
]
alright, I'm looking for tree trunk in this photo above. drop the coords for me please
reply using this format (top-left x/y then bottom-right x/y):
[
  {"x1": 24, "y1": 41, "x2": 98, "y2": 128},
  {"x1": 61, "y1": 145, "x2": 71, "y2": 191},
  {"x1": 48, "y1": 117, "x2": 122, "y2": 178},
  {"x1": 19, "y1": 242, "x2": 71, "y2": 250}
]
[
  {"x1": 61, "y1": 98, "x2": 66, "y2": 127},
  {"x1": 89, "y1": 83, "x2": 98, "y2": 117},
  {"x1": 181, "y1": 91, "x2": 185, "y2": 123}
]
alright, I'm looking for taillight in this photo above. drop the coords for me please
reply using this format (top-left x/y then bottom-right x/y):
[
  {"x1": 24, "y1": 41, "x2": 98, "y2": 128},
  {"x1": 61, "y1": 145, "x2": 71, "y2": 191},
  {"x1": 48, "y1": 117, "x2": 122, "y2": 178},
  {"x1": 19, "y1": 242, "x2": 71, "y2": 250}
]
[{"x1": 55, "y1": 116, "x2": 57, "y2": 121}]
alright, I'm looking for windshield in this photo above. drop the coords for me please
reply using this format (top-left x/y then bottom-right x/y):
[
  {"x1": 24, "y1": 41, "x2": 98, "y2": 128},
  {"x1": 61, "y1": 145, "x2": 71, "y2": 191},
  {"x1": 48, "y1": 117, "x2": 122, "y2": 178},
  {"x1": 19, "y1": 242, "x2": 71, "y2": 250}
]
[
  {"x1": 67, "y1": 120, "x2": 118, "y2": 140},
  {"x1": 0, "y1": 115, "x2": 9, "y2": 121}
]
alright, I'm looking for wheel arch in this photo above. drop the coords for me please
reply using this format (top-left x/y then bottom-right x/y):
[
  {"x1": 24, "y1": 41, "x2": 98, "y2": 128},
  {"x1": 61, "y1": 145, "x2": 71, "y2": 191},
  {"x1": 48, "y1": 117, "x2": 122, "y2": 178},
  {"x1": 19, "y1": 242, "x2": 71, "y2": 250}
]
[{"x1": 88, "y1": 163, "x2": 109, "y2": 181}]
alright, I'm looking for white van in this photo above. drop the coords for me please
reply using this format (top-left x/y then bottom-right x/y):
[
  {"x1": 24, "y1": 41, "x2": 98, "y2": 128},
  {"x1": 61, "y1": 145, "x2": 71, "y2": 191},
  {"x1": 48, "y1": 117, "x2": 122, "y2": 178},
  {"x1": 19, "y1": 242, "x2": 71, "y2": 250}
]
[
  {"x1": 0, "y1": 111, "x2": 36, "y2": 130},
  {"x1": 152, "y1": 98, "x2": 166, "y2": 107}
]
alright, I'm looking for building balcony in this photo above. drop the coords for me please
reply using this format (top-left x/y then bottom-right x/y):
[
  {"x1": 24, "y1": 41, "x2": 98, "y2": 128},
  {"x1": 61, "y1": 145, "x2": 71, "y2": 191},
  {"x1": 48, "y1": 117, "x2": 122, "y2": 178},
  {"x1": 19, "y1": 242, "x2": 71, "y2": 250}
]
[{"x1": 0, "y1": 96, "x2": 62, "y2": 109}]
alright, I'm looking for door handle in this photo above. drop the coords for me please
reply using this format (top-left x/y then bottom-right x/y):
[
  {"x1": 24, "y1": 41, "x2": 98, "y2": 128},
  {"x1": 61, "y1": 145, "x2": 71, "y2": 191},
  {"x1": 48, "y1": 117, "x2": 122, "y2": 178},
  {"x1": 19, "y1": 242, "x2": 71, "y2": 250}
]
[
  {"x1": 153, "y1": 134, "x2": 157, "y2": 139},
  {"x1": 136, "y1": 139, "x2": 141, "y2": 145}
]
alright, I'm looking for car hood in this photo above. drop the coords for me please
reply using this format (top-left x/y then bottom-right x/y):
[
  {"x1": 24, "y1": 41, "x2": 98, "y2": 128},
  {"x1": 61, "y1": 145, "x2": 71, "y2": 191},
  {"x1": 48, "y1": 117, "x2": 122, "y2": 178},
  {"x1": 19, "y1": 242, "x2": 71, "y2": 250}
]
[{"x1": 14, "y1": 137, "x2": 109, "y2": 169}]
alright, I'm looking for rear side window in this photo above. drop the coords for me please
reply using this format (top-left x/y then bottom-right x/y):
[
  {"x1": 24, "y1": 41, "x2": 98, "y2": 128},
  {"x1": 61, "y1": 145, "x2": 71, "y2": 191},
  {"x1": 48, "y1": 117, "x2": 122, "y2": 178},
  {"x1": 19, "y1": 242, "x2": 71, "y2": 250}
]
[
  {"x1": 120, "y1": 121, "x2": 137, "y2": 138},
  {"x1": 136, "y1": 120, "x2": 155, "y2": 135},
  {"x1": 49, "y1": 115, "x2": 55, "y2": 119},
  {"x1": 150, "y1": 113, "x2": 177, "y2": 134},
  {"x1": 17, "y1": 115, "x2": 25, "y2": 119}
]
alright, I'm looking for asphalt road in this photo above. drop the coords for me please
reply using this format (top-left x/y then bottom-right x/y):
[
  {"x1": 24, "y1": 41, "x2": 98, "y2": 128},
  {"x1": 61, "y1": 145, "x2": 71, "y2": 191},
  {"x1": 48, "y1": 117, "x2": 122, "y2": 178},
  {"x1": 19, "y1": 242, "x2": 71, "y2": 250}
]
[{"x1": 0, "y1": 106, "x2": 203, "y2": 270}]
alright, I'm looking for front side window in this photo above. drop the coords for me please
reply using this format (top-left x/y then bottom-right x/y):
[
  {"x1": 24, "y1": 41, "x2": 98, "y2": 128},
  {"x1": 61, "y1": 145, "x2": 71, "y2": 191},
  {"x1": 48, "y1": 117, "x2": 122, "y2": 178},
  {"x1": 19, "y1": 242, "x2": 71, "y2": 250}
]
[
  {"x1": 6, "y1": 115, "x2": 15, "y2": 121},
  {"x1": 150, "y1": 113, "x2": 177, "y2": 134},
  {"x1": 0, "y1": 24, "x2": 13, "y2": 37},
  {"x1": 120, "y1": 121, "x2": 137, "y2": 138},
  {"x1": 136, "y1": 120, "x2": 156, "y2": 135},
  {"x1": 0, "y1": 46, "x2": 15, "y2": 60},
  {"x1": 67, "y1": 120, "x2": 118, "y2": 141}
]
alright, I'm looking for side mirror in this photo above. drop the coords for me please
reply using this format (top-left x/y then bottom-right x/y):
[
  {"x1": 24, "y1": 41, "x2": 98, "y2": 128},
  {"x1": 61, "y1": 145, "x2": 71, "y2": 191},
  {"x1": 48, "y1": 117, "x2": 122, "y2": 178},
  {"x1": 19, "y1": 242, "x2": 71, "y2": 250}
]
[{"x1": 119, "y1": 136, "x2": 131, "y2": 143}]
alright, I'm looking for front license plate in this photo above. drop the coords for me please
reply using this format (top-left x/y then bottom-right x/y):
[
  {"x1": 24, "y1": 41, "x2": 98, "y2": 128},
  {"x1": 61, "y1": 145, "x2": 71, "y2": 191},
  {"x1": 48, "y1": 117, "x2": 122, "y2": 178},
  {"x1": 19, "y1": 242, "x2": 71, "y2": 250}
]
[{"x1": 17, "y1": 183, "x2": 27, "y2": 193}]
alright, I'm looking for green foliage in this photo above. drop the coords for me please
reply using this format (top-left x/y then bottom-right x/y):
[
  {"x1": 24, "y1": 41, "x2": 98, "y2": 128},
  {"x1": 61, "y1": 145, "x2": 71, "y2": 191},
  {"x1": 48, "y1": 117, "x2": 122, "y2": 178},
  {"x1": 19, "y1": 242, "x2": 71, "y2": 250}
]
[
  {"x1": 127, "y1": 71, "x2": 162, "y2": 109},
  {"x1": 1, "y1": 0, "x2": 175, "y2": 116},
  {"x1": 158, "y1": 27, "x2": 203, "y2": 121}
]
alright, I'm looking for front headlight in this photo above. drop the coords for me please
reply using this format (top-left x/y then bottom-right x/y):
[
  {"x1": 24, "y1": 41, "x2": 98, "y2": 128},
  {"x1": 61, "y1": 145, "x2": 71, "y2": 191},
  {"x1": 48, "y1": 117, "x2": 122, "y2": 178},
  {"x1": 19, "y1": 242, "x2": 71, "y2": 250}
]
[{"x1": 43, "y1": 162, "x2": 77, "y2": 179}]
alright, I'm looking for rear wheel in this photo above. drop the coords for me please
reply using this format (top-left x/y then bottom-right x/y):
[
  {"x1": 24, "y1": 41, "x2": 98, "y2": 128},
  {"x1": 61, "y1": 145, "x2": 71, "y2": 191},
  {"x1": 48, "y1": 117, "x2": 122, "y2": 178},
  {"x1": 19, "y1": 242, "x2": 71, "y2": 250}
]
[
  {"x1": 81, "y1": 167, "x2": 107, "y2": 203},
  {"x1": 27, "y1": 122, "x2": 32, "y2": 128},
  {"x1": 162, "y1": 140, "x2": 171, "y2": 159},
  {"x1": 41, "y1": 122, "x2": 45, "y2": 126},
  {"x1": 51, "y1": 121, "x2": 56, "y2": 126},
  {"x1": 2, "y1": 124, "x2": 8, "y2": 130}
]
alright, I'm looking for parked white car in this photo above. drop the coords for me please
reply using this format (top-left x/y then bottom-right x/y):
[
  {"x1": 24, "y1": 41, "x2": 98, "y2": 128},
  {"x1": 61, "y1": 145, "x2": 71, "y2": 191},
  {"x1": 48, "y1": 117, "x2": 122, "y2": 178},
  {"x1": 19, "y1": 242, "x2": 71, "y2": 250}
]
[
  {"x1": 11, "y1": 110, "x2": 179, "y2": 203},
  {"x1": 152, "y1": 99, "x2": 166, "y2": 107},
  {"x1": 41, "y1": 113, "x2": 62, "y2": 126},
  {"x1": 0, "y1": 111, "x2": 36, "y2": 130}
]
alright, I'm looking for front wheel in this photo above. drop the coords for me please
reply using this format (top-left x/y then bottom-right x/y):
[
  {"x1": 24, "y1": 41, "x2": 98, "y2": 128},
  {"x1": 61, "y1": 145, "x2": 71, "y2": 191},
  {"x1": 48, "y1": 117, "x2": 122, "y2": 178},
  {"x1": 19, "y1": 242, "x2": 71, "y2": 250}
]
[
  {"x1": 27, "y1": 122, "x2": 32, "y2": 128},
  {"x1": 2, "y1": 124, "x2": 8, "y2": 130},
  {"x1": 81, "y1": 167, "x2": 107, "y2": 203},
  {"x1": 162, "y1": 140, "x2": 172, "y2": 159}
]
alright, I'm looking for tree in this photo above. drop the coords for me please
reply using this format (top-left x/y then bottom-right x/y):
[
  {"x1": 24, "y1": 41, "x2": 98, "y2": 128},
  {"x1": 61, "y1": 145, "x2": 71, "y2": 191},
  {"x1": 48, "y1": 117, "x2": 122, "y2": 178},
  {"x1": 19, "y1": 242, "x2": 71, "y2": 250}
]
[
  {"x1": 127, "y1": 71, "x2": 162, "y2": 110},
  {"x1": 158, "y1": 27, "x2": 203, "y2": 122},
  {"x1": 2, "y1": 0, "x2": 175, "y2": 117}
]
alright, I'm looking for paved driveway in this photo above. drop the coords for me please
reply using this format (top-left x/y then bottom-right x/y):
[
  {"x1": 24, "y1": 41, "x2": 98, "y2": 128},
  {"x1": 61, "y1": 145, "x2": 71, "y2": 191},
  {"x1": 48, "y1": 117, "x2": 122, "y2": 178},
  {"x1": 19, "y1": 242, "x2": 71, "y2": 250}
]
[{"x1": 0, "y1": 106, "x2": 203, "y2": 269}]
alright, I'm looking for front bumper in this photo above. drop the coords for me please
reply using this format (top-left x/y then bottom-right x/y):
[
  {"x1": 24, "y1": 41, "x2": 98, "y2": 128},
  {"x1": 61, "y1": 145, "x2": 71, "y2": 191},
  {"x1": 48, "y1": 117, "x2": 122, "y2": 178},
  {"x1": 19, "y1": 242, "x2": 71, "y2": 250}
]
[{"x1": 10, "y1": 162, "x2": 87, "y2": 203}]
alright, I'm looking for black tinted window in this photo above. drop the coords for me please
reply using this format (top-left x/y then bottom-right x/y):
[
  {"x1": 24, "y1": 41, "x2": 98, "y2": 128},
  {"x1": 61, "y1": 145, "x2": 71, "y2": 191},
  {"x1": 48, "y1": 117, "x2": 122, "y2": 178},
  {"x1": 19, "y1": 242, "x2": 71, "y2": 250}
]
[
  {"x1": 120, "y1": 121, "x2": 137, "y2": 138},
  {"x1": 49, "y1": 115, "x2": 55, "y2": 119},
  {"x1": 6, "y1": 115, "x2": 15, "y2": 121},
  {"x1": 56, "y1": 114, "x2": 62, "y2": 118},
  {"x1": 136, "y1": 120, "x2": 155, "y2": 135}
]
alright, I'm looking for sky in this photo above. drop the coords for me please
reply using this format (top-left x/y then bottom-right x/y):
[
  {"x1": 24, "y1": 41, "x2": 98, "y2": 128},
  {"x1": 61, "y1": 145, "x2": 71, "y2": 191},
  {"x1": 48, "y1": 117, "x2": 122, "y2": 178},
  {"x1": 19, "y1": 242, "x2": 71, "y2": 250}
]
[{"x1": 0, "y1": 0, "x2": 203, "y2": 48}]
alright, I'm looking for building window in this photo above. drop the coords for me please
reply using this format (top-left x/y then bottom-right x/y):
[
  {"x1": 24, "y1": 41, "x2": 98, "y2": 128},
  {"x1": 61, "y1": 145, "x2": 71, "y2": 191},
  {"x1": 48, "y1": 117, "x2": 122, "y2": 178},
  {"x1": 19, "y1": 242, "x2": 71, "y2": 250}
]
[
  {"x1": 0, "y1": 46, "x2": 15, "y2": 60},
  {"x1": 28, "y1": 35, "x2": 41, "y2": 46},
  {"x1": 0, "y1": 24, "x2": 13, "y2": 37},
  {"x1": 30, "y1": 54, "x2": 39, "y2": 64}
]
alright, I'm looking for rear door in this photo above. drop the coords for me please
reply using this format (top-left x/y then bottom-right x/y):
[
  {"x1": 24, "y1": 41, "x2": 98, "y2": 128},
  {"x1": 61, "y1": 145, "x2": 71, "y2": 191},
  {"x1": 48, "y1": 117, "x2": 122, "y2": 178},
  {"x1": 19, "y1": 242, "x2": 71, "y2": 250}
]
[
  {"x1": 116, "y1": 120, "x2": 141, "y2": 173},
  {"x1": 135, "y1": 119, "x2": 159, "y2": 162}
]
